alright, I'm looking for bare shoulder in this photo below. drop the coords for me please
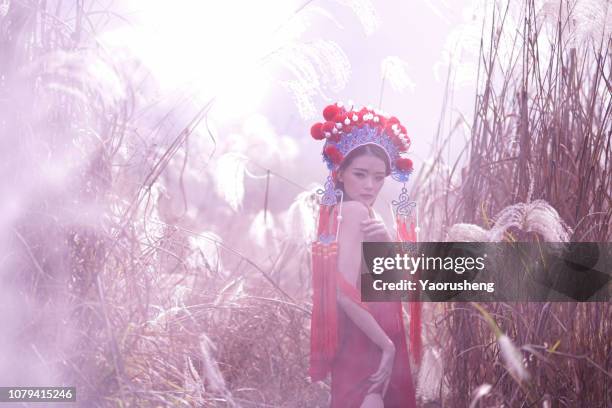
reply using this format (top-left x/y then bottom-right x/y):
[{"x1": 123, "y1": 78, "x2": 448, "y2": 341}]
[{"x1": 339, "y1": 201, "x2": 370, "y2": 225}]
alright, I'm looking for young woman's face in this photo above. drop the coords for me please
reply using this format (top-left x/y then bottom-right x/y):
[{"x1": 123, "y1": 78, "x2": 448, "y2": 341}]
[{"x1": 337, "y1": 154, "x2": 387, "y2": 206}]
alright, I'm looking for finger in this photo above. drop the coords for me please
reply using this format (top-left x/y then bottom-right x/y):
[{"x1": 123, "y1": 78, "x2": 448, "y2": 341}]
[
  {"x1": 367, "y1": 378, "x2": 384, "y2": 394},
  {"x1": 361, "y1": 219, "x2": 378, "y2": 224},
  {"x1": 363, "y1": 230, "x2": 386, "y2": 241},
  {"x1": 368, "y1": 371, "x2": 384, "y2": 383},
  {"x1": 368, "y1": 367, "x2": 391, "y2": 383},
  {"x1": 362, "y1": 226, "x2": 380, "y2": 234},
  {"x1": 362, "y1": 225, "x2": 385, "y2": 235},
  {"x1": 368, "y1": 368, "x2": 386, "y2": 383},
  {"x1": 382, "y1": 376, "x2": 391, "y2": 397},
  {"x1": 361, "y1": 228, "x2": 378, "y2": 237},
  {"x1": 361, "y1": 220, "x2": 383, "y2": 228}
]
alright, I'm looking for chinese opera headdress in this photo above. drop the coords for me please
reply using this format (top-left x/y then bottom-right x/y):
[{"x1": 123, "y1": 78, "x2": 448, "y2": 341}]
[{"x1": 309, "y1": 102, "x2": 422, "y2": 381}]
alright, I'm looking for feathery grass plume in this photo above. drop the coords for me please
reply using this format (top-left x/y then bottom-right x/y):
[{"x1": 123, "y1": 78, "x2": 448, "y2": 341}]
[
  {"x1": 198, "y1": 333, "x2": 236, "y2": 405},
  {"x1": 472, "y1": 303, "x2": 531, "y2": 383},
  {"x1": 498, "y1": 334, "x2": 531, "y2": 383},
  {"x1": 416, "y1": 346, "x2": 446, "y2": 403},
  {"x1": 186, "y1": 231, "x2": 225, "y2": 273},
  {"x1": 249, "y1": 209, "x2": 278, "y2": 251},
  {"x1": 278, "y1": 40, "x2": 351, "y2": 118},
  {"x1": 147, "y1": 305, "x2": 181, "y2": 330},
  {"x1": 445, "y1": 223, "x2": 490, "y2": 242},
  {"x1": 269, "y1": 186, "x2": 321, "y2": 293},
  {"x1": 0, "y1": 0, "x2": 9, "y2": 18},
  {"x1": 42, "y1": 50, "x2": 125, "y2": 107},
  {"x1": 284, "y1": 187, "x2": 320, "y2": 244},
  {"x1": 541, "y1": 393, "x2": 552, "y2": 408},
  {"x1": 183, "y1": 355, "x2": 205, "y2": 405},
  {"x1": 214, "y1": 153, "x2": 248, "y2": 212},
  {"x1": 213, "y1": 277, "x2": 245, "y2": 307},
  {"x1": 436, "y1": 0, "x2": 520, "y2": 88},
  {"x1": 208, "y1": 277, "x2": 247, "y2": 328},
  {"x1": 488, "y1": 200, "x2": 572, "y2": 242},
  {"x1": 150, "y1": 272, "x2": 195, "y2": 312},
  {"x1": 333, "y1": 0, "x2": 380, "y2": 35},
  {"x1": 539, "y1": 0, "x2": 612, "y2": 46},
  {"x1": 381, "y1": 56, "x2": 417, "y2": 93},
  {"x1": 446, "y1": 193, "x2": 572, "y2": 245},
  {"x1": 421, "y1": 0, "x2": 453, "y2": 24},
  {"x1": 468, "y1": 383, "x2": 492, "y2": 408}
]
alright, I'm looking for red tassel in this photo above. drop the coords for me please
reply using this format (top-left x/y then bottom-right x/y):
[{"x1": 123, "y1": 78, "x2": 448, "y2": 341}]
[
  {"x1": 317, "y1": 205, "x2": 329, "y2": 236},
  {"x1": 396, "y1": 214, "x2": 422, "y2": 366},
  {"x1": 309, "y1": 204, "x2": 341, "y2": 381},
  {"x1": 310, "y1": 240, "x2": 340, "y2": 380},
  {"x1": 408, "y1": 221, "x2": 417, "y2": 242},
  {"x1": 310, "y1": 242, "x2": 324, "y2": 379},
  {"x1": 324, "y1": 244, "x2": 338, "y2": 358},
  {"x1": 399, "y1": 216, "x2": 407, "y2": 239},
  {"x1": 409, "y1": 301, "x2": 422, "y2": 366}
]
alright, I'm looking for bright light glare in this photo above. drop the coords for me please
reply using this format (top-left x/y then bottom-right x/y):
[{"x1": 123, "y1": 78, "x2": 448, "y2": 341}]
[{"x1": 99, "y1": 0, "x2": 299, "y2": 114}]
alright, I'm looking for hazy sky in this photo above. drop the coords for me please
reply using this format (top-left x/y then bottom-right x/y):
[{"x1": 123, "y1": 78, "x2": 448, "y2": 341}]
[{"x1": 95, "y1": 0, "x2": 484, "y2": 224}]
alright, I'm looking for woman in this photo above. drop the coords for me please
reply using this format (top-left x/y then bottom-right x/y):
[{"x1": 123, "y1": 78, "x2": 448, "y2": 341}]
[{"x1": 309, "y1": 103, "x2": 420, "y2": 408}]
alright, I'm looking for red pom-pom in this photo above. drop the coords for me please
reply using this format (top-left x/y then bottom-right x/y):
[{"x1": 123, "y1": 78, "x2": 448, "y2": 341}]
[
  {"x1": 328, "y1": 132, "x2": 341, "y2": 142},
  {"x1": 383, "y1": 123, "x2": 394, "y2": 135},
  {"x1": 402, "y1": 135, "x2": 411, "y2": 151},
  {"x1": 351, "y1": 108, "x2": 367, "y2": 125},
  {"x1": 333, "y1": 112, "x2": 347, "y2": 124},
  {"x1": 391, "y1": 134, "x2": 402, "y2": 148},
  {"x1": 310, "y1": 123, "x2": 324, "y2": 140},
  {"x1": 387, "y1": 116, "x2": 400, "y2": 126},
  {"x1": 321, "y1": 121, "x2": 335, "y2": 135},
  {"x1": 396, "y1": 157, "x2": 413, "y2": 172},
  {"x1": 323, "y1": 104, "x2": 340, "y2": 121},
  {"x1": 324, "y1": 144, "x2": 344, "y2": 164}
]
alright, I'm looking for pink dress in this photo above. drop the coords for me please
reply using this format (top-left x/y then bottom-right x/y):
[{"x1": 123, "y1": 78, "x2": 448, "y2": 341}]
[
  {"x1": 310, "y1": 204, "x2": 419, "y2": 407},
  {"x1": 330, "y1": 285, "x2": 418, "y2": 407}
]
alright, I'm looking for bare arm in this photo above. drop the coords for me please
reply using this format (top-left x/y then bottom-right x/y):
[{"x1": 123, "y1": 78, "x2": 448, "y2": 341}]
[{"x1": 335, "y1": 202, "x2": 394, "y2": 353}]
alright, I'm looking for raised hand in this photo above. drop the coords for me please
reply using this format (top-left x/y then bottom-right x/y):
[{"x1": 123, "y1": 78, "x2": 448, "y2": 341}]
[{"x1": 361, "y1": 218, "x2": 393, "y2": 242}]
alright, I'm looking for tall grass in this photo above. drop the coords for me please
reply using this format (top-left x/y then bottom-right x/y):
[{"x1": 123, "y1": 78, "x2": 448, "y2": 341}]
[
  {"x1": 0, "y1": 1, "x2": 328, "y2": 406},
  {"x1": 414, "y1": 0, "x2": 611, "y2": 406}
]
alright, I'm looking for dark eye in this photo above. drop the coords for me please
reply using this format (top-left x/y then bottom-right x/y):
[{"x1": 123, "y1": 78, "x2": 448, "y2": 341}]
[
  {"x1": 354, "y1": 172, "x2": 365, "y2": 178},
  {"x1": 375, "y1": 176, "x2": 384, "y2": 182}
]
